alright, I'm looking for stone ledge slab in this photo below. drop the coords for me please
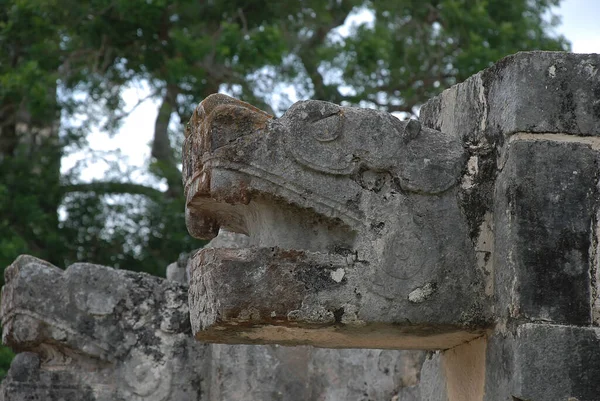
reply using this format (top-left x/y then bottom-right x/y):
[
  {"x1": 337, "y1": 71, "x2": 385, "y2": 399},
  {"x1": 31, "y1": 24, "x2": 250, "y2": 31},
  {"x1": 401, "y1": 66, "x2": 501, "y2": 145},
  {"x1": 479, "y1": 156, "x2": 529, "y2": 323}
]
[{"x1": 189, "y1": 247, "x2": 487, "y2": 350}]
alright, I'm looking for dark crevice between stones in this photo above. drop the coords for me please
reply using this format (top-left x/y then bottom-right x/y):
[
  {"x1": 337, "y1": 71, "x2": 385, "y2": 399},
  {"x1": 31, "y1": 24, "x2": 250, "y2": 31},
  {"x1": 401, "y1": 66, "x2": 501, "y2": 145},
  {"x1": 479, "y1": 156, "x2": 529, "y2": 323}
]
[
  {"x1": 458, "y1": 143, "x2": 498, "y2": 243},
  {"x1": 333, "y1": 307, "x2": 345, "y2": 324}
]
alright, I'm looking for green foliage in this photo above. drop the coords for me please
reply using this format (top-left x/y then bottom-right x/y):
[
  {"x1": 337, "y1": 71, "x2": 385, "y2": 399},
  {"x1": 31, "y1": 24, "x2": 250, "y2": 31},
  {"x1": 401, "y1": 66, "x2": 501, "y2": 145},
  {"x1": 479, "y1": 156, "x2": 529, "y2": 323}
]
[
  {"x1": 0, "y1": 0, "x2": 570, "y2": 380},
  {"x1": 0, "y1": 346, "x2": 13, "y2": 380},
  {"x1": 59, "y1": 191, "x2": 197, "y2": 276},
  {"x1": 0, "y1": 140, "x2": 64, "y2": 380},
  {"x1": 300, "y1": 0, "x2": 570, "y2": 112},
  {"x1": 0, "y1": 142, "x2": 64, "y2": 277}
]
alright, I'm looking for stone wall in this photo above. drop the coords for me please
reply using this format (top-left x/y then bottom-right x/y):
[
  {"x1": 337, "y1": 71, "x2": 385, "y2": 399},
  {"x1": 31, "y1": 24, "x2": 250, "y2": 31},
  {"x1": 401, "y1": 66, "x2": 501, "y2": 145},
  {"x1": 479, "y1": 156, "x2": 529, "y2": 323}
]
[
  {"x1": 183, "y1": 51, "x2": 600, "y2": 400},
  {"x1": 420, "y1": 51, "x2": 600, "y2": 400}
]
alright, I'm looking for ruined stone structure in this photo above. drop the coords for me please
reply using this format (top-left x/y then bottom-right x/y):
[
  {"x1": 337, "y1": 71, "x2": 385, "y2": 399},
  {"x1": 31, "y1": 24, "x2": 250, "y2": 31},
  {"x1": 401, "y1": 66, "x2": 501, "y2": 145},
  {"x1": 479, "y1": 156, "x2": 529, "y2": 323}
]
[
  {"x1": 2, "y1": 51, "x2": 600, "y2": 400},
  {"x1": 183, "y1": 51, "x2": 600, "y2": 400},
  {"x1": 0, "y1": 232, "x2": 423, "y2": 400}
]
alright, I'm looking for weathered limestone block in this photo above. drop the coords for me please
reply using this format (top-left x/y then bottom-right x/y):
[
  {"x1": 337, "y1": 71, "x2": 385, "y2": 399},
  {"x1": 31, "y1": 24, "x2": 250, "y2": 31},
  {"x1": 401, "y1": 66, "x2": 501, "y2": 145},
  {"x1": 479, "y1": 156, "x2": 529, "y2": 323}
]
[
  {"x1": 494, "y1": 140, "x2": 599, "y2": 325},
  {"x1": 184, "y1": 231, "x2": 427, "y2": 401},
  {"x1": 205, "y1": 344, "x2": 425, "y2": 401},
  {"x1": 0, "y1": 255, "x2": 204, "y2": 401},
  {"x1": 167, "y1": 232, "x2": 251, "y2": 283},
  {"x1": 421, "y1": 51, "x2": 600, "y2": 327},
  {"x1": 484, "y1": 324, "x2": 600, "y2": 400},
  {"x1": 187, "y1": 230, "x2": 425, "y2": 401},
  {"x1": 400, "y1": 325, "x2": 600, "y2": 401},
  {"x1": 184, "y1": 94, "x2": 490, "y2": 349},
  {"x1": 421, "y1": 51, "x2": 600, "y2": 138}
]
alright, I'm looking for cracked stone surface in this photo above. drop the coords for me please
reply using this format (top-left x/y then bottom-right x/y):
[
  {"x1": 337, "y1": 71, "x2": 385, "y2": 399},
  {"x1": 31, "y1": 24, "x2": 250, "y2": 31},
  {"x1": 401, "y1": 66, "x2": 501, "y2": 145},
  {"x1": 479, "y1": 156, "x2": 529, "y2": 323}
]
[{"x1": 184, "y1": 93, "x2": 490, "y2": 349}]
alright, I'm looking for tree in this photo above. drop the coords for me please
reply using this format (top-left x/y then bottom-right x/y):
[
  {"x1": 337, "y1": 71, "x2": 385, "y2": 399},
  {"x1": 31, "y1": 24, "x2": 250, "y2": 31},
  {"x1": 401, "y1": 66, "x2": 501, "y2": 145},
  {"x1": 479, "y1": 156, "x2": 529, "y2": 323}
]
[
  {"x1": 0, "y1": 0, "x2": 569, "y2": 378},
  {"x1": 285, "y1": 0, "x2": 569, "y2": 113},
  {"x1": 1, "y1": 0, "x2": 294, "y2": 276}
]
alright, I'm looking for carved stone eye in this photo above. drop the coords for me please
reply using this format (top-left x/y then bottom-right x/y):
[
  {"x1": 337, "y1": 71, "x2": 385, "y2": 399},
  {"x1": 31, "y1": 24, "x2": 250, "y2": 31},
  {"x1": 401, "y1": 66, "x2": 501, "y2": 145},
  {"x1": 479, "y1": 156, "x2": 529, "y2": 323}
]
[
  {"x1": 282, "y1": 100, "x2": 354, "y2": 173},
  {"x1": 356, "y1": 169, "x2": 388, "y2": 192},
  {"x1": 297, "y1": 100, "x2": 340, "y2": 121},
  {"x1": 287, "y1": 100, "x2": 344, "y2": 141},
  {"x1": 312, "y1": 112, "x2": 342, "y2": 142},
  {"x1": 297, "y1": 101, "x2": 343, "y2": 142}
]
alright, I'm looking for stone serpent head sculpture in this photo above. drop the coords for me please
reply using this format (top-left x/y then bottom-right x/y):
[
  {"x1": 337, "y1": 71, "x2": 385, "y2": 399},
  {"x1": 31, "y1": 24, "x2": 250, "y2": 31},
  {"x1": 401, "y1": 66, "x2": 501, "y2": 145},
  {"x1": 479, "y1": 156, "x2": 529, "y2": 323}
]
[{"x1": 183, "y1": 94, "x2": 488, "y2": 349}]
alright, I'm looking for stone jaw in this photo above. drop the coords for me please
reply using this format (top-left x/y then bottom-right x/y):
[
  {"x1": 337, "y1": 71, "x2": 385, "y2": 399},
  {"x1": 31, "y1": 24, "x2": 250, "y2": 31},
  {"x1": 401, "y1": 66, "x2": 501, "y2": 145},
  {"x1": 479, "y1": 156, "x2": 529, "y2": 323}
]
[
  {"x1": 189, "y1": 247, "x2": 487, "y2": 350},
  {"x1": 184, "y1": 94, "x2": 491, "y2": 348}
]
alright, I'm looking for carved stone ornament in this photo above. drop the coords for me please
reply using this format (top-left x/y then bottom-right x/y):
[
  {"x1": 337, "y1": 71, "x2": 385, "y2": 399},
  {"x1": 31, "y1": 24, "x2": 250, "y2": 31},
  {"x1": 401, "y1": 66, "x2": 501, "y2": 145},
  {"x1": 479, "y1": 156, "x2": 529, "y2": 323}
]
[{"x1": 183, "y1": 93, "x2": 488, "y2": 349}]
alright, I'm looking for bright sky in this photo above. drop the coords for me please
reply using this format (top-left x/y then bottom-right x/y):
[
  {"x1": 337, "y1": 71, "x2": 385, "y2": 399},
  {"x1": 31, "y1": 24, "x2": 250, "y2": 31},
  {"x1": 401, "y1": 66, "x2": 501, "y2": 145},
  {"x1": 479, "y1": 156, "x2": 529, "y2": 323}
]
[
  {"x1": 557, "y1": 0, "x2": 600, "y2": 54},
  {"x1": 61, "y1": 0, "x2": 600, "y2": 185}
]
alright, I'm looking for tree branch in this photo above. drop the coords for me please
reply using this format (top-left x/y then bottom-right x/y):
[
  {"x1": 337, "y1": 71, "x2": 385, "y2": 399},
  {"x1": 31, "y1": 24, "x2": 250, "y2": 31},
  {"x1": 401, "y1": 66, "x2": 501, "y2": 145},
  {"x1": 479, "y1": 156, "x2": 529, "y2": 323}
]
[
  {"x1": 151, "y1": 84, "x2": 183, "y2": 198},
  {"x1": 295, "y1": 1, "x2": 355, "y2": 103},
  {"x1": 111, "y1": 88, "x2": 160, "y2": 123},
  {"x1": 61, "y1": 181, "x2": 166, "y2": 202},
  {"x1": 152, "y1": 88, "x2": 175, "y2": 164}
]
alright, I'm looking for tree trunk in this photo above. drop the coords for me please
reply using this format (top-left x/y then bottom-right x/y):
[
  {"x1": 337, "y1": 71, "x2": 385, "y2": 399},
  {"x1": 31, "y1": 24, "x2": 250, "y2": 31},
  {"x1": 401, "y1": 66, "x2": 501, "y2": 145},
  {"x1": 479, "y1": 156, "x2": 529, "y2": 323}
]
[{"x1": 151, "y1": 84, "x2": 181, "y2": 199}]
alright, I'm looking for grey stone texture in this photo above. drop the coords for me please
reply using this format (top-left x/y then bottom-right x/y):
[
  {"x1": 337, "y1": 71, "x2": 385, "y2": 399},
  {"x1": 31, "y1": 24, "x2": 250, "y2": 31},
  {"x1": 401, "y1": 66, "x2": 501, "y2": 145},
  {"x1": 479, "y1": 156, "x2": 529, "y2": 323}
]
[
  {"x1": 420, "y1": 51, "x2": 600, "y2": 401},
  {"x1": 184, "y1": 93, "x2": 490, "y2": 349},
  {"x1": 0, "y1": 255, "x2": 205, "y2": 401},
  {"x1": 206, "y1": 344, "x2": 424, "y2": 401},
  {"x1": 420, "y1": 51, "x2": 600, "y2": 328},
  {"x1": 421, "y1": 51, "x2": 600, "y2": 138},
  {"x1": 183, "y1": 51, "x2": 600, "y2": 400},
  {"x1": 484, "y1": 324, "x2": 600, "y2": 401},
  {"x1": 494, "y1": 140, "x2": 598, "y2": 326}
]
